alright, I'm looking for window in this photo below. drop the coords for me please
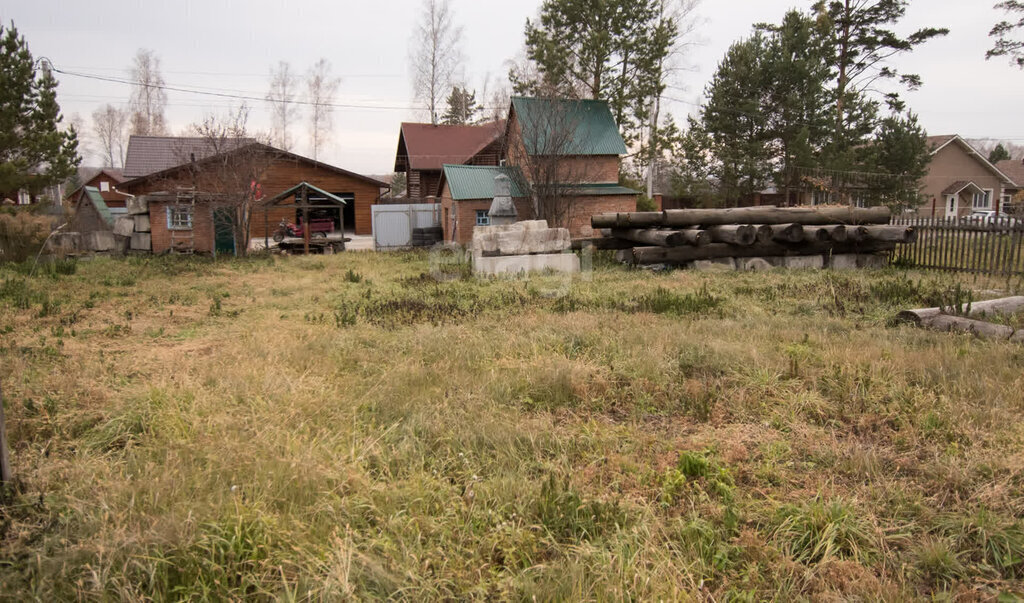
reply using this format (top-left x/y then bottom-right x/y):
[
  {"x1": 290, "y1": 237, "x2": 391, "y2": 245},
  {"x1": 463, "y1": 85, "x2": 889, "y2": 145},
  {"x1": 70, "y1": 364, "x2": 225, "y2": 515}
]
[
  {"x1": 973, "y1": 189, "x2": 993, "y2": 209},
  {"x1": 100, "y1": 181, "x2": 110, "y2": 192},
  {"x1": 1001, "y1": 194, "x2": 1012, "y2": 213},
  {"x1": 166, "y1": 206, "x2": 193, "y2": 230},
  {"x1": 475, "y1": 210, "x2": 490, "y2": 226}
]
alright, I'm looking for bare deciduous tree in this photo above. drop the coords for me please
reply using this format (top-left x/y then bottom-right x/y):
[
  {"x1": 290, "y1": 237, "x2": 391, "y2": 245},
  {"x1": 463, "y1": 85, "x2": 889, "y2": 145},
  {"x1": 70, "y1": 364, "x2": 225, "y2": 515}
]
[
  {"x1": 91, "y1": 104, "x2": 128, "y2": 167},
  {"x1": 305, "y1": 59, "x2": 339, "y2": 160},
  {"x1": 266, "y1": 61, "x2": 300, "y2": 151},
  {"x1": 128, "y1": 49, "x2": 168, "y2": 136},
  {"x1": 184, "y1": 104, "x2": 275, "y2": 255},
  {"x1": 410, "y1": 0, "x2": 463, "y2": 124}
]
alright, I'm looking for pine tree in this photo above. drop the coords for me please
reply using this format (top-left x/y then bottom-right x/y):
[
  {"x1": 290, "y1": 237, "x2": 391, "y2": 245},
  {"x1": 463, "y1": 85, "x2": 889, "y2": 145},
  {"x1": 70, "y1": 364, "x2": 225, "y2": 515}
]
[
  {"x1": 0, "y1": 23, "x2": 79, "y2": 195},
  {"x1": 988, "y1": 1, "x2": 1024, "y2": 68},
  {"x1": 989, "y1": 143, "x2": 1012, "y2": 163},
  {"x1": 872, "y1": 112, "x2": 929, "y2": 209},
  {"x1": 441, "y1": 86, "x2": 480, "y2": 125},
  {"x1": 516, "y1": 0, "x2": 675, "y2": 144}
]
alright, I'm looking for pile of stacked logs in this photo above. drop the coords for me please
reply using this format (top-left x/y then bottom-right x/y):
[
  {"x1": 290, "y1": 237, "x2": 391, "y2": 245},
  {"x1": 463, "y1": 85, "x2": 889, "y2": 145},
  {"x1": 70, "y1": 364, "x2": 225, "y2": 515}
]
[{"x1": 584, "y1": 206, "x2": 915, "y2": 268}]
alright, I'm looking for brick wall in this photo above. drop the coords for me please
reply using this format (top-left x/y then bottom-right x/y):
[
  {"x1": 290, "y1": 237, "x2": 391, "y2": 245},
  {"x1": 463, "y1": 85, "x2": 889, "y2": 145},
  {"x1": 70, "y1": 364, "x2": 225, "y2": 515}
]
[
  {"x1": 565, "y1": 195, "x2": 636, "y2": 239},
  {"x1": 150, "y1": 200, "x2": 215, "y2": 253}
]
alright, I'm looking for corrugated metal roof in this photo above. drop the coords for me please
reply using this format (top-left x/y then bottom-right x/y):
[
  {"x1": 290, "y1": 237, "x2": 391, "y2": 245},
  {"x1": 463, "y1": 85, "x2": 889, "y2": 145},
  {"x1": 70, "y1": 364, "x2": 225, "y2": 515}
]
[
  {"x1": 123, "y1": 135, "x2": 256, "y2": 178},
  {"x1": 441, "y1": 164, "x2": 527, "y2": 200},
  {"x1": 395, "y1": 121, "x2": 506, "y2": 171},
  {"x1": 83, "y1": 186, "x2": 114, "y2": 226},
  {"x1": 511, "y1": 96, "x2": 627, "y2": 156}
]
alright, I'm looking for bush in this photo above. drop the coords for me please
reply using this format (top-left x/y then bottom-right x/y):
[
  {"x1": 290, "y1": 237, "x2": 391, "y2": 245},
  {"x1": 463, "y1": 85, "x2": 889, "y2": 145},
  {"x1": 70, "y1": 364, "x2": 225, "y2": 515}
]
[{"x1": 0, "y1": 212, "x2": 52, "y2": 263}]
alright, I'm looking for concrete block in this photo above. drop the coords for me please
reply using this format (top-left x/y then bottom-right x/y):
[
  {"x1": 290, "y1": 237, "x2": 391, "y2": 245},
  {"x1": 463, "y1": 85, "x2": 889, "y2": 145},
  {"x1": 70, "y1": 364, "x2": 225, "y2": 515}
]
[
  {"x1": 1010, "y1": 330, "x2": 1024, "y2": 344},
  {"x1": 782, "y1": 255, "x2": 825, "y2": 269},
  {"x1": 475, "y1": 252, "x2": 580, "y2": 276},
  {"x1": 113, "y1": 217, "x2": 135, "y2": 237},
  {"x1": 133, "y1": 214, "x2": 151, "y2": 232},
  {"x1": 692, "y1": 257, "x2": 736, "y2": 271},
  {"x1": 47, "y1": 232, "x2": 82, "y2": 252},
  {"x1": 739, "y1": 257, "x2": 776, "y2": 271},
  {"x1": 857, "y1": 254, "x2": 889, "y2": 269},
  {"x1": 88, "y1": 231, "x2": 117, "y2": 252},
  {"x1": 130, "y1": 232, "x2": 152, "y2": 251},
  {"x1": 828, "y1": 254, "x2": 859, "y2": 269},
  {"x1": 126, "y1": 196, "x2": 148, "y2": 215}
]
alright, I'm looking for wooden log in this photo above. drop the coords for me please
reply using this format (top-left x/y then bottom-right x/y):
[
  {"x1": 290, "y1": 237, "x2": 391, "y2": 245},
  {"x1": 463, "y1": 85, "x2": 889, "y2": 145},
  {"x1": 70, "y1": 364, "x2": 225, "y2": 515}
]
[
  {"x1": 863, "y1": 225, "x2": 916, "y2": 243},
  {"x1": 611, "y1": 228, "x2": 710, "y2": 247},
  {"x1": 821, "y1": 225, "x2": 848, "y2": 242},
  {"x1": 897, "y1": 296, "x2": 1024, "y2": 324},
  {"x1": 593, "y1": 206, "x2": 891, "y2": 228},
  {"x1": 572, "y1": 237, "x2": 640, "y2": 251},
  {"x1": 803, "y1": 227, "x2": 831, "y2": 243},
  {"x1": 754, "y1": 224, "x2": 773, "y2": 243},
  {"x1": 626, "y1": 241, "x2": 897, "y2": 265},
  {"x1": 919, "y1": 314, "x2": 1014, "y2": 340},
  {"x1": 705, "y1": 225, "x2": 757, "y2": 245},
  {"x1": 846, "y1": 225, "x2": 868, "y2": 242},
  {"x1": 769, "y1": 223, "x2": 804, "y2": 243}
]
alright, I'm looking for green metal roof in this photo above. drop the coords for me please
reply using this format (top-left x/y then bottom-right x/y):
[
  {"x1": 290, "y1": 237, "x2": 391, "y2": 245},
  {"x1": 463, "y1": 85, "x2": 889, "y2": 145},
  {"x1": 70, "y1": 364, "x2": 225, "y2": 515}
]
[
  {"x1": 441, "y1": 164, "x2": 528, "y2": 200},
  {"x1": 511, "y1": 96, "x2": 628, "y2": 156},
  {"x1": 83, "y1": 186, "x2": 114, "y2": 226}
]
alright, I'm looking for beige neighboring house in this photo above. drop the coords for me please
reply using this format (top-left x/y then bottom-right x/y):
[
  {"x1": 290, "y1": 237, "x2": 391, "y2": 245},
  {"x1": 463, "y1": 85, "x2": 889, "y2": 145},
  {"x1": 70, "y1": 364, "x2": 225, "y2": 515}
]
[
  {"x1": 995, "y1": 157, "x2": 1024, "y2": 209},
  {"x1": 920, "y1": 135, "x2": 1018, "y2": 218}
]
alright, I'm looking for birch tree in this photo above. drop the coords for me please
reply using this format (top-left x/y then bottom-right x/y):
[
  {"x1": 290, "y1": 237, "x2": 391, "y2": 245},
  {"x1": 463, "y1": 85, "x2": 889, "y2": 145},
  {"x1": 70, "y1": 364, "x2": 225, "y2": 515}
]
[
  {"x1": 91, "y1": 104, "x2": 128, "y2": 167},
  {"x1": 305, "y1": 58, "x2": 339, "y2": 160},
  {"x1": 128, "y1": 49, "x2": 167, "y2": 135},
  {"x1": 410, "y1": 0, "x2": 463, "y2": 124},
  {"x1": 266, "y1": 61, "x2": 300, "y2": 151}
]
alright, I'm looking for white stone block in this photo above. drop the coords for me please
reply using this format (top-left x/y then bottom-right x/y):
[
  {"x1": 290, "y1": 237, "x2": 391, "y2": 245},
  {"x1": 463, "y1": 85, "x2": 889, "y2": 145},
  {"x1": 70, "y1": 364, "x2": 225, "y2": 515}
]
[
  {"x1": 857, "y1": 254, "x2": 889, "y2": 269},
  {"x1": 88, "y1": 231, "x2": 117, "y2": 251},
  {"x1": 739, "y1": 257, "x2": 776, "y2": 271},
  {"x1": 133, "y1": 214, "x2": 151, "y2": 232},
  {"x1": 692, "y1": 257, "x2": 736, "y2": 271},
  {"x1": 126, "y1": 196, "x2": 148, "y2": 215},
  {"x1": 113, "y1": 217, "x2": 135, "y2": 237},
  {"x1": 782, "y1": 255, "x2": 824, "y2": 269},
  {"x1": 474, "y1": 252, "x2": 580, "y2": 276},
  {"x1": 828, "y1": 254, "x2": 859, "y2": 269},
  {"x1": 130, "y1": 232, "x2": 151, "y2": 251}
]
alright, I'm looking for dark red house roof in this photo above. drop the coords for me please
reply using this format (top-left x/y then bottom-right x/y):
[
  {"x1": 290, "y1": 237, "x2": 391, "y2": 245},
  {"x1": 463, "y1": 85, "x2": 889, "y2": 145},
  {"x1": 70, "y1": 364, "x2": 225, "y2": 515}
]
[{"x1": 394, "y1": 121, "x2": 505, "y2": 172}]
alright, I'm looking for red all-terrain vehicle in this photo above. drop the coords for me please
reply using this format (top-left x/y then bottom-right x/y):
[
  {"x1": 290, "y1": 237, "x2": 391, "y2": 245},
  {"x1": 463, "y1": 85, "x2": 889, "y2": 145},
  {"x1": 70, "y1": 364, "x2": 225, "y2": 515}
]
[{"x1": 272, "y1": 219, "x2": 334, "y2": 242}]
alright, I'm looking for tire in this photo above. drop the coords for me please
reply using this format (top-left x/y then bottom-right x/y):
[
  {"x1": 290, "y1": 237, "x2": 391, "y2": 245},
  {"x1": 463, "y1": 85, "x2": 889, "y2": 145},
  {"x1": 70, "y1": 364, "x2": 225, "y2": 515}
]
[
  {"x1": 313, "y1": 232, "x2": 327, "y2": 239},
  {"x1": 272, "y1": 232, "x2": 284, "y2": 242}
]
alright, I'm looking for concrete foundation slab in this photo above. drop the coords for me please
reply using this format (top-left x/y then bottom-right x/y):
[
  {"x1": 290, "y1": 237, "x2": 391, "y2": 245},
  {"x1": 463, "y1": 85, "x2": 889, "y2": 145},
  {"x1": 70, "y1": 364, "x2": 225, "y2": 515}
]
[
  {"x1": 126, "y1": 197, "x2": 148, "y2": 215},
  {"x1": 783, "y1": 255, "x2": 825, "y2": 269},
  {"x1": 130, "y1": 232, "x2": 152, "y2": 251},
  {"x1": 857, "y1": 254, "x2": 889, "y2": 268},
  {"x1": 88, "y1": 231, "x2": 117, "y2": 252},
  {"x1": 692, "y1": 257, "x2": 736, "y2": 271},
  {"x1": 1010, "y1": 330, "x2": 1024, "y2": 344},
  {"x1": 828, "y1": 254, "x2": 859, "y2": 269},
  {"x1": 134, "y1": 214, "x2": 151, "y2": 232},
  {"x1": 739, "y1": 257, "x2": 777, "y2": 271},
  {"x1": 113, "y1": 217, "x2": 134, "y2": 237},
  {"x1": 475, "y1": 252, "x2": 580, "y2": 276}
]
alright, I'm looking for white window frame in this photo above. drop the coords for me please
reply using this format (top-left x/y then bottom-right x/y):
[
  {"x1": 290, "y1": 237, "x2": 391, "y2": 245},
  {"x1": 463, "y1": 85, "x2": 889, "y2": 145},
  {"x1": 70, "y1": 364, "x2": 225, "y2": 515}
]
[
  {"x1": 475, "y1": 209, "x2": 490, "y2": 226},
  {"x1": 973, "y1": 188, "x2": 993, "y2": 210},
  {"x1": 1000, "y1": 193, "x2": 1012, "y2": 213},
  {"x1": 166, "y1": 206, "x2": 193, "y2": 230},
  {"x1": 99, "y1": 181, "x2": 110, "y2": 192}
]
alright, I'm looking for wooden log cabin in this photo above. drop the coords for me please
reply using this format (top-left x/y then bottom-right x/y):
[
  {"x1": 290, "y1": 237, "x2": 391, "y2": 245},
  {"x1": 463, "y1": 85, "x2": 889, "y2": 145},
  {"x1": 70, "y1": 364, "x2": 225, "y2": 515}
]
[
  {"x1": 393, "y1": 121, "x2": 505, "y2": 200},
  {"x1": 118, "y1": 140, "x2": 389, "y2": 253}
]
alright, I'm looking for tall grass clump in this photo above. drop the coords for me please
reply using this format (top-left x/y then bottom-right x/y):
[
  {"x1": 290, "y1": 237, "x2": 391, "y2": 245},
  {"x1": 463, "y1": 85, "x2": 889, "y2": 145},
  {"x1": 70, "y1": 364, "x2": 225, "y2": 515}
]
[{"x1": 772, "y1": 498, "x2": 875, "y2": 565}]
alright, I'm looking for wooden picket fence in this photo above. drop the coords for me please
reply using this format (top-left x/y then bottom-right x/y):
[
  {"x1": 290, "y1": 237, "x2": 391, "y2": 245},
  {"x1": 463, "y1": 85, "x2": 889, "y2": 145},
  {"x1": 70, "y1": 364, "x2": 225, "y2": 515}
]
[{"x1": 890, "y1": 216, "x2": 1024, "y2": 277}]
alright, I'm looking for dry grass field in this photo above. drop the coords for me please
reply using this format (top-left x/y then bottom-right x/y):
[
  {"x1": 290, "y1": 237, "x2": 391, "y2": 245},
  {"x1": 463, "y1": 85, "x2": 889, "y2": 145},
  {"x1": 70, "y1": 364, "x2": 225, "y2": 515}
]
[{"x1": 1, "y1": 251, "x2": 1023, "y2": 600}]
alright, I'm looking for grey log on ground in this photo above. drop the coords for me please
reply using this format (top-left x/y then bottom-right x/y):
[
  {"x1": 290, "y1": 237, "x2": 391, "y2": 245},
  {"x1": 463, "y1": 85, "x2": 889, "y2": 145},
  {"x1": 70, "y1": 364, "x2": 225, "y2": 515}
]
[
  {"x1": 611, "y1": 228, "x2": 710, "y2": 247},
  {"x1": 769, "y1": 223, "x2": 804, "y2": 243},
  {"x1": 620, "y1": 241, "x2": 897, "y2": 265},
  {"x1": 754, "y1": 224, "x2": 773, "y2": 243},
  {"x1": 821, "y1": 225, "x2": 847, "y2": 242},
  {"x1": 572, "y1": 237, "x2": 636, "y2": 250},
  {"x1": 803, "y1": 227, "x2": 831, "y2": 243},
  {"x1": 863, "y1": 225, "x2": 916, "y2": 243},
  {"x1": 919, "y1": 314, "x2": 1015, "y2": 340},
  {"x1": 897, "y1": 296, "x2": 1024, "y2": 324},
  {"x1": 705, "y1": 224, "x2": 757, "y2": 245},
  {"x1": 591, "y1": 206, "x2": 892, "y2": 229}
]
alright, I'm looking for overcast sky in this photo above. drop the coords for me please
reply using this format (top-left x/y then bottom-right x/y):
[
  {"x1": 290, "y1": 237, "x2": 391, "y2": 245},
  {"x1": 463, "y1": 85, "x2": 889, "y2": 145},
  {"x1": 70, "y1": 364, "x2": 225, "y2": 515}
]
[{"x1": 2, "y1": 0, "x2": 1022, "y2": 174}]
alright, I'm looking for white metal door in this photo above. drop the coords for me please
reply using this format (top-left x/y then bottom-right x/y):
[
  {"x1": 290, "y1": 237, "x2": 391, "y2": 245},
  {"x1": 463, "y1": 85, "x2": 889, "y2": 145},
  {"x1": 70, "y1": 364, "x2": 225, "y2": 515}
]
[
  {"x1": 945, "y1": 195, "x2": 958, "y2": 219},
  {"x1": 372, "y1": 203, "x2": 442, "y2": 249}
]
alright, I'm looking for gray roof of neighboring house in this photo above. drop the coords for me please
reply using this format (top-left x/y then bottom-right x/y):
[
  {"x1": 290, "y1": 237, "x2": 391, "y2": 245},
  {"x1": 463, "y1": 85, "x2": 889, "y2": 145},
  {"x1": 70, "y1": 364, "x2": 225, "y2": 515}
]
[
  {"x1": 510, "y1": 96, "x2": 628, "y2": 156},
  {"x1": 123, "y1": 135, "x2": 256, "y2": 178},
  {"x1": 440, "y1": 164, "x2": 528, "y2": 200},
  {"x1": 996, "y1": 159, "x2": 1024, "y2": 188}
]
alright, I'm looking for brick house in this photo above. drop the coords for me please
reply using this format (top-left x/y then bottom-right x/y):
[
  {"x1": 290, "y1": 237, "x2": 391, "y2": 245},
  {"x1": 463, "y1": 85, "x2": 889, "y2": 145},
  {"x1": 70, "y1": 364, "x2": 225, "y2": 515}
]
[
  {"x1": 393, "y1": 121, "x2": 505, "y2": 199},
  {"x1": 65, "y1": 168, "x2": 130, "y2": 209},
  {"x1": 118, "y1": 140, "x2": 389, "y2": 253},
  {"x1": 919, "y1": 135, "x2": 1018, "y2": 218},
  {"x1": 434, "y1": 96, "x2": 637, "y2": 244}
]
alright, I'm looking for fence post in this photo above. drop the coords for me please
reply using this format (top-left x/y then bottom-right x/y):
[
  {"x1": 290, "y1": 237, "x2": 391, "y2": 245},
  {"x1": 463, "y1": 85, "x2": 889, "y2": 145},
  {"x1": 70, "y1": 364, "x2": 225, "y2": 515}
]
[{"x1": 0, "y1": 381, "x2": 11, "y2": 486}]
